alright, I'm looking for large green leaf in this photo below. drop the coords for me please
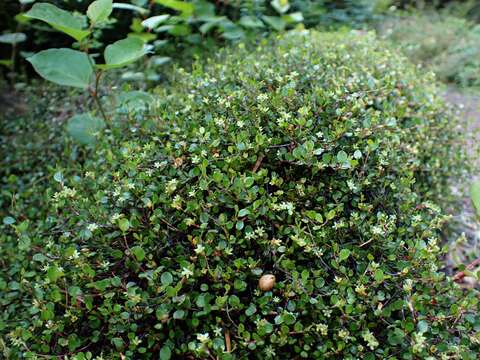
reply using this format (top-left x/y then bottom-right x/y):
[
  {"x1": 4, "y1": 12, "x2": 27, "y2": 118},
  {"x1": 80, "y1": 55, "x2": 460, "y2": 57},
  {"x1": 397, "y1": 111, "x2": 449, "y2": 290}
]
[
  {"x1": 25, "y1": 3, "x2": 90, "y2": 41},
  {"x1": 283, "y1": 12, "x2": 303, "y2": 24},
  {"x1": 66, "y1": 113, "x2": 105, "y2": 144},
  {"x1": 27, "y1": 48, "x2": 94, "y2": 88},
  {"x1": 471, "y1": 180, "x2": 480, "y2": 217},
  {"x1": 155, "y1": 0, "x2": 194, "y2": 15},
  {"x1": 112, "y1": 2, "x2": 149, "y2": 14},
  {"x1": 271, "y1": 0, "x2": 290, "y2": 14},
  {"x1": 87, "y1": 0, "x2": 113, "y2": 24},
  {"x1": 239, "y1": 16, "x2": 264, "y2": 29},
  {"x1": 262, "y1": 15, "x2": 286, "y2": 31},
  {"x1": 141, "y1": 15, "x2": 170, "y2": 29},
  {"x1": 100, "y1": 37, "x2": 146, "y2": 69},
  {"x1": 0, "y1": 32, "x2": 27, "y2": 44}
]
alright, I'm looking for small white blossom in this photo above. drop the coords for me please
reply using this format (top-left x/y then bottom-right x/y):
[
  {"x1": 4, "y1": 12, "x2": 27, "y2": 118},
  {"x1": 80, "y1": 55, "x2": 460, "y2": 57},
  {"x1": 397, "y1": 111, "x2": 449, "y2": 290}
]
[
  {"x1": 194, "y1": 244, "x2": 205, "y2": 255},
  {"x1": 87, "y1": 223, "x2": 99, "y2": 232},
  {"x1": 181, "y1": 267, "x2": 193, "y2": 278},
  {"x1": 196, "y1": 333, "x2": 210, "y2": 343}
]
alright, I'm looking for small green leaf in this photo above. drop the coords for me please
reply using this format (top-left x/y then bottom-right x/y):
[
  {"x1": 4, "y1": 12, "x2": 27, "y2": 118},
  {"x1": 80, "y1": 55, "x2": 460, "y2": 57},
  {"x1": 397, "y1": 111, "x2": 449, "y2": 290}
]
[
  {"x1": 417, "y1": 320, "x2": 429, "y2": 333},
  {"x1": 25, "y1": 3, "x2": 90, "y2": 41},
  {"x1": 33, "y1": 253, "x2": 47, "y2": 262},
  {"x1": 112, "y1": 2, "x2": 149, "y2": 14},
  {"x1": 173, "y1": 309, "x2": 185, "y2": 319},
  {"x1": 239, "y1": 15, "x2": 264, "y2": 28},
  {"x1": 353, "y1": 150, "x2": 362, "y2": 159},
  {"x1": 131, "y1": 246, "x2": 145, "y2": 261},
  {"x1": 221, "y1": 22, "x2": 244, "y2": 40},
  {"x1": 244, "y1": 177, "x2": 254, "y2": 187},
  {"x1": 100, "y1": 37, "x2": 146, "y2": 69},
  {"x1": 118, "y1": 218, "x2": 130, "y2": 232},
  {"x1": 245, "y1": 304, "x2": 257, "y2": 316},
  {"x1": 339, "y1": 248, "x2": 351, "y2": 262},
  {"x1": 238, "y1": 208, "x2": 250, "y2": 217},
  {"x1": 66, "y1": 113, "x2": 105, "y2": 145},
  {"x1": 200, "y1": 212, "x2": 209, "y2": 224},
  {"x1": 161, "y1": 272, "x2": 173, "y2": 286},
  {"x1": 47, "y1": 266, "x2": 63, "y2": 282},
  {"x1": 0, "y1": 32, "x2": 27, "y2": 44},
  {"x1": 111, "y1": 337, "x2": 124, "y2": 350},
  {"x1": 262, "y1": 15, "x2": 286, "y2": 31},
  {"x1": 53, "y1": 171, "x2": 64, "y2": 183},
  {"x1": 470, "y1": 180, "x2": 480, "y2": 217},
  {"x1": 168, "y1": 24, "x2": 191, "y2": 37},
  {"x1": 141, "y1": 14, "x2": 170, "y2": 29},
  {"x1": 374, "y1": 269, "x2": 384, "y2": 282},
  {"x1": 68, "y1": 286, "x2": 82, "y2": 298},
  {"x1": 87, "y1": 0, "x2": 112, "y2": 24},
  {"x1": 337, "y1": 150, "x2": 348, "y2": 163},
  {"x1": 160, "y1": 346, "x2": 172, "y2": 360},
  {"x1": 3, "y1": 216, "x2": 15, "y2": 225},
  {"x1": 154, "y1": 0, "x2": 194, "y2": 15},
  {"x1": 27, "y1": 48, "x2": 93, "y2": 88},
  {"x1": 236, "y1": 220, "x2": 244, "y2": 230},
  {"x1": 0, "y1": 59, "x2": 13, "y2": 67},
  {"x1": 282, "y1": 12, "x2": 303, "y2": 23}
]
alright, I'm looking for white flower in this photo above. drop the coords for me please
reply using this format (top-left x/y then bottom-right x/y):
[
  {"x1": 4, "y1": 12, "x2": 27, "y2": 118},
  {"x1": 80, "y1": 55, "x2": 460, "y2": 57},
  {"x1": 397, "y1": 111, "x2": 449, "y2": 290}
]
[
  {"x1": 68, "y1": 249, "x2": 80, "y2": 260},
  {"x1": 87, "y1": 223, "x2": 99, "y2": 232},
  {"x1": 213, "y1": 327, "x2": 222, "y2": 337},
  {"x1": 316, "y1": 323, "x2": 328, "y2": 336},
  {"x1": 347, "y1": 180, "x2": 357, "y2": 191},
  {"x1": 372, "y1": 225, "x2": 383, "y2": 236},
  {"x1": 403, "y1": 278, "x2": 413, "y2": 292},
  {"x1": 362, "y1": 330, "x2": 379, "y2": 350},
  {"x1": 257, "y1": 93, "x2": 268, "y2": 102},
  {"x1": 194, "y1": 244, "x2": 205, "y2": 255},
  {"x1": 171, "y1": 195, "x2": 182, "y2": 210},
  {"x1": 196, "y1": 333, "x2": 210, "y2": 343},
  {"x1": 166, "y1": 179, "x2": 178, "y2": 194},
  {"x1": 255, "y1": 227, "x2": 266, "y2": 237},
  {"x1": 412, "y1": 332, "x2": 426, "y2": 353},
  {"x1": 181, "y1": 267, "x2": 193, "y2": 278},
  {"x1": 191, "y1": 155, "x2": 201, "y2": 164}
]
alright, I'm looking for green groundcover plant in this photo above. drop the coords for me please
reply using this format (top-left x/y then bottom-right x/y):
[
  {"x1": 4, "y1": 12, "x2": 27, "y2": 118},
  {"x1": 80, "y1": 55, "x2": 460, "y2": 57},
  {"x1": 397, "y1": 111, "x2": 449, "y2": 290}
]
[
  {"x1": 1, "y1": 30, "x2": 480, "y2": 359},
  {"x1": 378, "y1": 12, "x2": 480, "y2": 89}
]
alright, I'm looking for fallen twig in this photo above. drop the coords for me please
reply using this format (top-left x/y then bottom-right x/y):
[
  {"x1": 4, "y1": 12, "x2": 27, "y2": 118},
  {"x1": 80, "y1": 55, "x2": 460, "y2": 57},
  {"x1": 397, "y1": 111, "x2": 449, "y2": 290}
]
[
  {"x1": 252, "y1": 154, "x2": 265, "y2": 173},
  {"x1": 225, "y1": 329, "x2": 231, "y2": 353},
  {"x1": 452, "y1": 257, "x2": 480, "y2": 282}
]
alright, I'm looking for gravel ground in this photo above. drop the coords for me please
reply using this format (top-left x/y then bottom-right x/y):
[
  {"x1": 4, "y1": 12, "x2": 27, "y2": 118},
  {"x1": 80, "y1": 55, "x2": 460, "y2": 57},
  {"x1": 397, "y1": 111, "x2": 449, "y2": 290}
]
[{"x1": 444, "y1": 87, "x2": 480, "y2": 281}]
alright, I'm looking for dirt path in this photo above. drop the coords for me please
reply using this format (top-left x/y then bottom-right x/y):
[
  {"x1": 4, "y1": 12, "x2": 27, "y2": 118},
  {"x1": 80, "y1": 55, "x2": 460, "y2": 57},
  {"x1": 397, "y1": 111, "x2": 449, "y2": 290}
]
[
  {"x1": 445, "y1": 87, "x2": 480, "y2": 147},
  {"x1": 444, "y1": 87, "x2": 480, "y2": 273}
]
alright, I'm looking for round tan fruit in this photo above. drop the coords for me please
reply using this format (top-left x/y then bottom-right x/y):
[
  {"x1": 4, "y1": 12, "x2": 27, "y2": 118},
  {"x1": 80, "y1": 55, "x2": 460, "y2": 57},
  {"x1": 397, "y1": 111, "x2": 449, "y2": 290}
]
[{"x1": 258, "y1": 274, "x2": 276, "y2": 291}]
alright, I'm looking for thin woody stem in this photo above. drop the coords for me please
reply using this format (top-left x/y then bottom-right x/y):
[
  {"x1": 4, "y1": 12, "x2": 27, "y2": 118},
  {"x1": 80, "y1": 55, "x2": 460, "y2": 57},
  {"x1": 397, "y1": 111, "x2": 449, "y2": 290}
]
[{"x1": 91, "y1": 70, "x2": 108, "y2": 123}]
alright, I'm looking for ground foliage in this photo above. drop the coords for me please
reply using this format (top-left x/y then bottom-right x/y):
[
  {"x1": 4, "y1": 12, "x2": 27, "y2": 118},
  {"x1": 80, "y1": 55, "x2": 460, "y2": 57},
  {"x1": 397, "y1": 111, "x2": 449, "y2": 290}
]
[
  {"x1": 0, "y1": 0, "x2": 389, "y2": 81},
  {"x1": 1, "y1": 30, "x2": 480, "y2": 359},
  {"x1": 378, "y1": 11, "x2": 480, "y2": 89}
]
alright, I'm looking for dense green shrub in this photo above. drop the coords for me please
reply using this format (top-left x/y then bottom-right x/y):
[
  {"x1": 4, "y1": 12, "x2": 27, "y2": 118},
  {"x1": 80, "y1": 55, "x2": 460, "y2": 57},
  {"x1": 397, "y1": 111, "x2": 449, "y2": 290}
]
[{"x1": 2, "y1": 30, "x2": 479, "y2": 359}]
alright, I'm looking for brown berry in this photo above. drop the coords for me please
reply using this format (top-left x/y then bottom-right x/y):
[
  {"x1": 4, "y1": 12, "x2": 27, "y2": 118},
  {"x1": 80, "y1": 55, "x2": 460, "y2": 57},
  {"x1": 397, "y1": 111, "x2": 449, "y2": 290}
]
[{"x1": 258, "y1": 274, "x2": 276, "y2": 291}]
